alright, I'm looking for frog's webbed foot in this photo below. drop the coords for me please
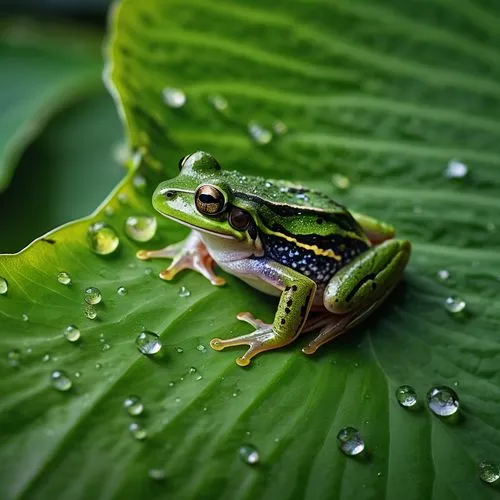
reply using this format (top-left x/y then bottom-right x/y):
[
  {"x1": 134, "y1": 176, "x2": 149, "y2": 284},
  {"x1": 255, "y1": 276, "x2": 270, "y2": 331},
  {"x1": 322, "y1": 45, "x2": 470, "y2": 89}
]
[
  {"x1": 210, "y1": 312, "x2": 276, "y2": 367},
  {"x1": 136, "y1": 231, "x2": 226, "y2": 286}
]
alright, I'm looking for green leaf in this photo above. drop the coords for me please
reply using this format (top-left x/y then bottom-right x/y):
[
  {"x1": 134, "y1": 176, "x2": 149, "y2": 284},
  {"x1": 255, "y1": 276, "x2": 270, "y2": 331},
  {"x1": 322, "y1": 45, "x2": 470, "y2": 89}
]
[
  {"x1": 2, "y1": 1, "x2": 500, "y2": 499},
  {"x1": 0, "y1": 90, "x2": 124, "y2": 253},
  {"x1": 0, "y1": 20, "x2": 104, "y2": 192}
]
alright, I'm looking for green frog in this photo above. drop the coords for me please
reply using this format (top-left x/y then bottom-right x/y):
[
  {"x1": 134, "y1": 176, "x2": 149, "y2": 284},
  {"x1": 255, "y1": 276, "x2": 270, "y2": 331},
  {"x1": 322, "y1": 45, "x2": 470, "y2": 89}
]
[{"x1": 138, "y1": 151, "x2": 411, "y2": 366}]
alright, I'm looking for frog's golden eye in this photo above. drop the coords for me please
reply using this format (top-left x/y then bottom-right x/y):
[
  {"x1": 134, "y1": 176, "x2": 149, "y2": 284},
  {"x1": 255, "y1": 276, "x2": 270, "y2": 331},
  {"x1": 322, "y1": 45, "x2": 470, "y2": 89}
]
[
  {"x1": 195, "y1": 185, "x2": 226, "y2": 215},
  {"x1": 229, "y1": 207, "x2": 251, "y2": 231},
  {"x1": 178, "y1": 155, "x2": 189, "y2": 171}
]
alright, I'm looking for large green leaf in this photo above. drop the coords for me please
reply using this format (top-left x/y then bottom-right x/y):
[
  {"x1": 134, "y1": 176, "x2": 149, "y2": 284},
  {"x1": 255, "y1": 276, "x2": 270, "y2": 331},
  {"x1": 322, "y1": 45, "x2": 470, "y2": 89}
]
[
  {"x1": 2, "y1": 0, "x2": 500, "y2": 499},
  {"x1": 0, "y1": 20, "x2": 103, "y2": 191}
]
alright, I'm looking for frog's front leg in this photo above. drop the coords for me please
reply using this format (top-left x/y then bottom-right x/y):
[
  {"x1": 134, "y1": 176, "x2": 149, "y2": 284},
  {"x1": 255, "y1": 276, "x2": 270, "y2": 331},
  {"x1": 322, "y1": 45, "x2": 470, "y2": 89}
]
[
  {"x1": 136, "y1": 230, "x2": 225, "y2": 286},
  {"x1": 303, "y1": 239, "x2": 411, "y2": 354},
  {"x1": 350, "y1": 211, "x2": 396, "y2": 244},
  {"x1": 210, "y1": 259, "x2": 316, "y2": 366}
]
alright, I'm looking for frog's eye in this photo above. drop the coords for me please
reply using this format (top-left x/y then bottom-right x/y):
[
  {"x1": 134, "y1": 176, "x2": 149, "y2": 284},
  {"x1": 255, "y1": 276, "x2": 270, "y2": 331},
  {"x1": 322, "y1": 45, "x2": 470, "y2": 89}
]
[
  {"x1": 229, "y1": 207, "x2": 251, "y2": 231},
  {"x1": 178, "y1": 155, "x2": 189, "y2": 171},
  {"x1": 195, "y1": 185, "x2": 226, "y2": 215}
]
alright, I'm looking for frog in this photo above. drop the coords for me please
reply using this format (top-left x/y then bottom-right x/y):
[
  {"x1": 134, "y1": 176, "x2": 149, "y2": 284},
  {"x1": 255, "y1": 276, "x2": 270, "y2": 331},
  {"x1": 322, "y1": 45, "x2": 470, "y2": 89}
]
[{"x1": 137, "y1": 151, "x2": 411, "y2": 367}]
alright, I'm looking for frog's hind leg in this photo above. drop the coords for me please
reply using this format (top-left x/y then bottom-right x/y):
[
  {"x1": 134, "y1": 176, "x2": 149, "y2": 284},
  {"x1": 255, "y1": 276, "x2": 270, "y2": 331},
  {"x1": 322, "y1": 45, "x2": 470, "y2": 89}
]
[{"x1": 136, "y1": 230, "x2": 226, "y2": 286}]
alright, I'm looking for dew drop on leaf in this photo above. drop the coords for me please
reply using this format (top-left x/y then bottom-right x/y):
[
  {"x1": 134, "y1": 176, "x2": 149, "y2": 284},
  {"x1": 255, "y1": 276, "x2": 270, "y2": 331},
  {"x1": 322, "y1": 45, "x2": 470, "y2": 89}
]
[
  {"x1": 239, "y1": 444, "x2": 260, "y2": 465},
  {"x1": 162, "y1": 87, "x2": 186, "y2": 108},
  {"x1": 129, "y1": 422, "x2": 147, "y2": 440},
  {"x1": 123, "y1": 395, "x2": 144, "y2": 416},
  {"x1": 0, "y1": 277, "x2": 8, "y2": 295},
  {"x1": 7, "y1": 349, "x2": 21, "y2": 367},
  {"x1": 332, "y1": 173, "x2": 350, "y2": 191},
  {"x1": 248, "y1": 121, "x2": 272, "y2": 145},
  {"x1": 444, "y1": 296, "x2": 466, "y2": 314},
  {"x1": 87, "y1": 222, "x2": 120, "y2": 255},
  {"x1": 136, "y1": 331, "x2": 162, "y2": 355},
  {"x1": 437, "y1": 269, "x2": 450, "y2": 281},
  {"x1": 208, "y1": 94, "x2": 228, "y2": 112},
  {"x1": 444, "y1": 159, "x2": 468, "y2": 179},
  {"x1": 426, "y1": 386, "x2": 459, "y2": 416},
  {"x1": 178, "y1": 285, "x2": 191, "y2": 298},
  {"x1": 57, "y1": 272, "x2": 71, "y2": 285},
  {"x1": 84, "y1": 305, "x2": 97, "y2": 320},
  {"x1": 478, "y1": 460, "x2": 500, "y2": 484},
  {"x1": 117, "y1": 286, "x2": 128, "y2": 296},
  {"x1": 337, "y1": 427, "x2": 365, "y2": 456},
  {"x1": 84, "y1": 287, "x2": 102, "y2": 305},
  {"x1": 148, "y1": 468, "x2": 166, "y2": 481},
  {"x1": 272, "y1": 120, "x2": 288, "y2": 135},
  {"x1": 51, "y1": 370, "x2": 72, "y2": 392},
  {"x1": 64, "y1": 325, "x2": 81, "y2": 343},
  {"x1": 21, "y1": 313, "x2": 29, "y2": 322},
  {"x1": 124, "y1": 215, "x2": 157, "y2": 242},
  {"x1": 395, "y1": 385, "x2": 418, "y2": 408}
]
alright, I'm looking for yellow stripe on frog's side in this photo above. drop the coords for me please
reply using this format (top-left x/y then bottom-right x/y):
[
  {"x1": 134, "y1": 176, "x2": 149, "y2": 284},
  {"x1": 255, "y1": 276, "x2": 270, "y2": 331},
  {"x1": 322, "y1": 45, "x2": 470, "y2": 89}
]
[{"x1": 262, "y1": 228, "x2": 342, "y2": 261}]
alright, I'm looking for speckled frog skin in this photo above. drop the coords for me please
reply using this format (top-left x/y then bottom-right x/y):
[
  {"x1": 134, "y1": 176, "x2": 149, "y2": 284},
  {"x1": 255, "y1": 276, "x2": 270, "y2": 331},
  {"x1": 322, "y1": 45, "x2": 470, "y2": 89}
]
[{"x1": 138, "y1": 151, "x2": 411, "y2": 366}]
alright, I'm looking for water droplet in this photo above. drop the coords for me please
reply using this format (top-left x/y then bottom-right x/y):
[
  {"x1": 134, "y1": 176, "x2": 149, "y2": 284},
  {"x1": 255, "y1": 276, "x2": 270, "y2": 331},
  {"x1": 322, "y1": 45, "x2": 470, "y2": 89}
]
[
  {"x1": 395, "y1": 385, "x2": 418, "y2": 408},
  {"x1": 189, "y1": 366, "x2": 197, "y2": 374},
  {"x1": 136, "y1": 331, "x2": 162, "y2": 355},
  {"x1": 445, "y1": 159, "x2": 468, "y2": 179},
  {"x1": 85, "y1": 305, "x2": 97, "y2": 320},
  {"x1": 144, "y1": 267, "x2": 153, "y2": 277},
  {"x1": 57, "y1": 272, "x2": 71, "y2": 285},
  {"x1": 118, "y1": 193, "x2": 128, "y2": 205},
  {"x1": 478, "y1": 460, "x2": 500, "y2": 484},
  {"x1": 104, "y1": 206, "x2": 115, "y2": 217},
  {"x1": 272, "y1": 120, "x2": 288, "y2": 135},
  {"x1": 74, "y1": 371, "x2": 81, "y2": 378},
  {"x1": 42, "y1": 352, "x2": 52, "y2": 362},
  {"x1": 132, "y1": 174, "x2": 147, "y2": 192},
  {"x1": 196, "y1": 344, "x2": 207, "y2": 353},
  {"x1": 0, "y1": 277, "x2": 8, "y2": 295},
  {"x1": 51, "y1": 370, "x2": 72, "y2": 391},
  {"x1": 102, "y1": 343, "x2": 111, "y2": 352},
  {"x1": 427, "y1": 386, "x2": 459, "y2": 416},
  {"x1": 444, "y1": 296, "x2": 466, "y2": 314},
  {"x1": 84, "y1": 287, "x2": 102, "y2": 305},
  {"x1": 232, "y1": 389, "x2": 241, "y2": 398},
  {"x1": 176, "y1": 347, "x2": 184, "y2": 353},
  {"x1": 129, "y1": 422, "x2": 147, "y2": 440},
  {"x1": 8, "y1": 349, "x2": 21, "y2": 367},
  {"x1": 453, "y1": 380, "x2": 459, "y2": 387},
  {"x1": 175, "y1": 397, "x2": 181, "y2": 403},
  {"x1": 248, "y1": 121, "x2": 272, "y2": 145},
  {"x1": 117, "y1": 286, "x2": 128, "y2": 296},
  {"x1": 95, "y1": 362, "x2": 102, "y2": 370},
  {"x1": 123, "y1": 395, "x2": 144, "y2": 416},
  {"x1": 332, "y1": 173, "x2": 350, "y2": 190},
  {"x1": 21, "y1": 313, "x2": 29, "y2": 322},
  {"x1": 337, "y1": 427, "x2": 365, "y2": 456},
  {"x1": 124, "y1": 215, "x2": 157, "y2": 242},
  {"x1": 148, "y1": 468, "x2": 166, "y2": 481},
  {"x1": 208, "y1": 94, "x2": 228, "y2": 112},
  {"x1": 178, "y1": 285, "x2": 191, "y2": 298},
  {"x1": 168, "y1": 381, "x2": 175, "y2": 387},
  {"x1": 64, "y1": 325, "x2": 81, "y2": 343},
  {"x1": 87, "y1": 222, "x2": 120, "y2": 255},
  {"x1": 239, "y1": 444, "x2": 260, "y2": 465},
  {"x1": 437, "y1": 269, "x2": 450, "y2": 281},
  {"x1": 162, "y1": 87, "x2": 186, "y2": 108}
]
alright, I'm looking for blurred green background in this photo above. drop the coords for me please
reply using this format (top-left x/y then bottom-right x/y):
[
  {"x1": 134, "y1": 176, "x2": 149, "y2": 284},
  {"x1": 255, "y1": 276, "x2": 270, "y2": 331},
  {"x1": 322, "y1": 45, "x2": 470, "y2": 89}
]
[{"x1": 0, "y1": 0, "x2": 122, "y2": 253}]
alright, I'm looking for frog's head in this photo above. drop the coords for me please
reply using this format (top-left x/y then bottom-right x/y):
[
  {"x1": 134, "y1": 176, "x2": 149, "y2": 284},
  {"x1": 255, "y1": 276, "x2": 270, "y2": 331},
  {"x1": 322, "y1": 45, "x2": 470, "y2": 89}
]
[{"x1": 153, "y1": 151, "x2": 257, "y2": 241}]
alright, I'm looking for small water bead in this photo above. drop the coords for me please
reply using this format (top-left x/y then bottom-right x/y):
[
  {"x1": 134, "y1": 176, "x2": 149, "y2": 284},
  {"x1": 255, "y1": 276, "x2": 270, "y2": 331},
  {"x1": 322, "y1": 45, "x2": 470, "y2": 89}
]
[
  {"x1": 336, "y1": 427, "x2": 365, "y2": 456},
  {"x1": 117, "y1": 286, "x2": 128, "y2": 296},
  {"x1": 395, "y1": 385, "x2": 418, "y2": 408},
  {"x1": 144, "y1": 268, "x2": 154, "y2": 277},
  {"x1": 239, "y1": 444, "x2": 260, "y2": 465},
  {"x1": 129, "y1": 422, "x2": 147, "y2": 440},
  {"x1": 178, "y1": 285, "x2": 191, "y2": 298},
  {"x1": 42, "y1": 352, "x2": 52, "y2": 363},
  {"x1": 95, "y1": 362, "x2": 102, "y2": 370},
  {"x1": 478, "y1": 460, "x2": 500, "y2": 484},
  {"x1": 136, "y1": 331, "x2": 162, "y2": 355},
  {"x1": 118, "y1": 193, "x2": 129, "y2": 205},
  {"x1": 148, "y1": 468, "x2": 166, "y2": 481},
  {"x1": 444, "y1": 296, "x2": 466, "y2": 315},
  {"x1": 123, "y1": 396, "x2": 144, "y2": 416},
  {"x1": 21, "y1": 313, "x2": 29, "y2": 322},
  {"x1": 248, "y1": 121, "x2": 272, "y2": 145},
  {"x1": 57, "y1": 272, "x2": 71, "y2": 285},
  {"x1": 74, "y1": 371, "x2": 82, "y2": 378},
  {"x1": 8, "y1": 349, "x2": 21, "y2": 367},
  {"x1": 445, "y1": 159, "x2": 468, "y2": 179},
  {"x1": 437, "y1": 269, "x2": 450, "y2": 281},
  {"x1": 168, "y1": 381, "x2": 175, "y2": 387},
  {"x1": 272, "y1": 120, "x2": 288, "y2": 135},
  {"x1": 104, "y1": 206, "x2": 115, "y2": 217},
  {"x1": 64, "y1": 325, "x2": 81, "y2": 343},
  {"x1": 332, "y1": 173, "x2": 350, "y2": 191},
  {"x1": 102, "y1": 343, "x2": 111, "y2": 352},
  {"x1": 87, "y1": 222, "x2": 120, "y2": 255},
  {"x1": 176, "y1": 347, "x2": 184, "y2": 354},
  {"x1": 132, "y1": 174, "x2": 147, "y2": 192},
  {"x1": 427, "y1": 386, "x2": 459, "y2": 416},
  {"x1": 197, "y1": 344, "x2": 207, "y2": 353},
  {"x1": 208, "y1": 94, "x2": 228, "y2": 112},
  {"x1": 84, "y1": 287, "x2": 102, "y2": 305},
  {"x1": 0, "y1": 277, "x2": 8, "y2": 295},
  {"x1": 162, "y1": 87, "x2": 186, "y2": 108},
  {"x1": 124, "y1": 215, "x2": 157, "y2": 242},
  {"x1": 51, "y1": 370, "x2": 72, "y2": 392},
  {"x1": 85, "y1": 305, "x2": 97, "y2": 320}
]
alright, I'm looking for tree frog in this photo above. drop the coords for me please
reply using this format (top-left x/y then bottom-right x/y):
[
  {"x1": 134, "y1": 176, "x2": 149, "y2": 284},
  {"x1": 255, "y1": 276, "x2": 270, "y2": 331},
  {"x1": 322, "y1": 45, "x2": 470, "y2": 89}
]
[{"x1": 138, "y1": 151, "x2": 411, "y2": 367}]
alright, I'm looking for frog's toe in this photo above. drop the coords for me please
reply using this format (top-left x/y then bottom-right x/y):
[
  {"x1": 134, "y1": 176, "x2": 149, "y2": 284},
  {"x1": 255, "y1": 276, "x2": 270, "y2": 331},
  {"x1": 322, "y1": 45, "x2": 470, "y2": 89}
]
[{"x1": 236, "y1": 311, "x2": 269, "y2": 330}]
